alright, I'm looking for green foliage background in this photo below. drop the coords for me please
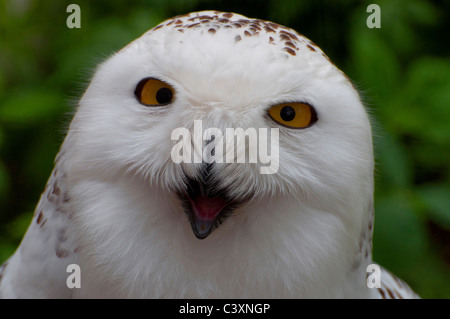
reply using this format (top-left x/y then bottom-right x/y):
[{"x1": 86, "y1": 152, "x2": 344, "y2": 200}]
[{"x1": 0, "y1": 0, "x2": 449, "y2": 298}]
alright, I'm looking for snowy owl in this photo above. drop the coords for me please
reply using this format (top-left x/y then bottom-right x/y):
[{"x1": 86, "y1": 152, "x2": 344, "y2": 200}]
[{"x1": 0, "y1": 11, "x2": 419, "y2": 298}]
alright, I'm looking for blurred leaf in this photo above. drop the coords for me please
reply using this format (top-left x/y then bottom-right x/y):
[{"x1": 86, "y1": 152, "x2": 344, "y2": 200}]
[
  {"x1": 0, "y1": 241, "x2": 16, "y2": 265},
  {"x1": 0, "y1": 211, "x2": 33, "y2": 264},
  {"x1": 0, "y1": 69, "x2": 5, "y2": 97},
  {"x1": 418, "y1": 184, "x2": 450, "y2": 229},
  {"x1": 377, "y1": 0, "x2": 439, "y2": 57},
  {"x1": 267, "y1": 0, "x2": 309, "y2": 23},
  {"x1": 406, "y1": 0, "x2": 439, "y2": 26},
  {"x1": 0, "y1": 89, "x2": 64, "y2": 125},
  {"x1": 376, "y1": 132, "x2": 413, "y2": 188},
  {"x1": 23, "y1": 126, "x2": 61, "y2": 189},
  {"x1": 373, "y1": 190, "x2": 428, "y2": 281},
  {"x1": 349, "y1": 26, "x2": 401, "y2": 107},
  {"x1": 5, "y1": 211, "x2": 33, "y2": 241},
  {"x1": 0, "y1": 159, "x2": 10, "y2": 203},
  {"x1": 0, "y1": 125, "x2": 5, "y2": 149},
  {"x1": 396, "y1": 57, "x2": 450, "y2": 143}
]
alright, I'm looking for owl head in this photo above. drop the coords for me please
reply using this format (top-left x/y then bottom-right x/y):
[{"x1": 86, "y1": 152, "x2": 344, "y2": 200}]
[{"x1": 67, "y1": 11, "x2": 373, "y2": 241}]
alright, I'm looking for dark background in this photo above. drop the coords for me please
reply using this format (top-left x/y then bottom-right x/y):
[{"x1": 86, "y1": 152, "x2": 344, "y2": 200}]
[{"x1": 0, "y1": 0, "x2": 449, "y2": 298}]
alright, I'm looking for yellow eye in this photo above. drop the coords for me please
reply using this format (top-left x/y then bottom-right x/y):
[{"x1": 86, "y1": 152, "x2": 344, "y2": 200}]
[
  {"x1": 268, "y1": 102, "x2": 317, "y2": 128},
  {"x1": 135, "y1": 78, "x2": 175, "y2": 106}
]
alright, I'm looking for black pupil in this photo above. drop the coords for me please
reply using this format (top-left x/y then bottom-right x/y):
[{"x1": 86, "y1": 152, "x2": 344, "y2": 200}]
[
  {"x1": 280, "y1": 106, "x2": 296, "y2": 121},
  {"x1": 156, "y1": 87, "x2": 173, "y2": 104}
]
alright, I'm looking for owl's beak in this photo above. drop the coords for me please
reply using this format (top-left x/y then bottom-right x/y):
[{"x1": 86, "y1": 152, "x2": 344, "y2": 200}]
[
  {"x1": 188, "y1": 195, "x2": 227, "y2": 238},
  {"x1": 177, "y1": 171, "x2": 237, "y2": 239}
]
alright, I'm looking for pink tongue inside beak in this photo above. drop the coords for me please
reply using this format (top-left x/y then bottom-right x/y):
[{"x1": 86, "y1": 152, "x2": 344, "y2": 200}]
[{"x1": 190, "y1": 196, "x2": 226, "y2": 222}]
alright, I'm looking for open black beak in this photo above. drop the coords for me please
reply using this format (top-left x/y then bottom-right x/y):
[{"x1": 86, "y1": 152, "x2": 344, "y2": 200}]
[{"x1": 178, "y1": 175, "x2": 236, "y2": 239}]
